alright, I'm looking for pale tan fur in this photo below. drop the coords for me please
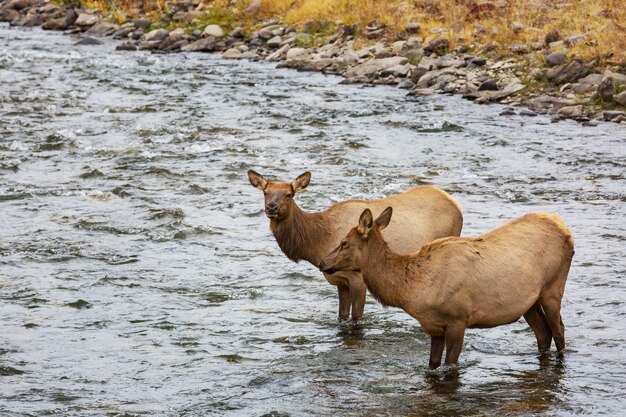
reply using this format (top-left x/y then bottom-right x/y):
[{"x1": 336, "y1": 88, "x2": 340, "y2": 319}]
[
  {"x1": 319, "y1": 210, "x2": 574, "y2": 368},
  {"x1": 248, "y1": 170, "x2": 463, "y2": 321}
]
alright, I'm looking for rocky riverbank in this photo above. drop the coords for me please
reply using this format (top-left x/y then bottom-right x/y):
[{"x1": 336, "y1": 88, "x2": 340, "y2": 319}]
[{"x1": 2, "y1": 0, "x2": 625, "y2": 126}]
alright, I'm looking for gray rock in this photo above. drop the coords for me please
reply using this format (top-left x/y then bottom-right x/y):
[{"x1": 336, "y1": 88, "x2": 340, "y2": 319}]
[
  {"x1": 602, "y1": 111, "x2": 626, "y2": 121},
  {"x1": 266, "y1": 35, "x2": 282, "y2": 48},
  {"x1": 597, "y1": 78, "x2": 615, "y2": 100},
  {"x1": 574, "y1": 73, "x2": 603, "y2": 93},
  {"x1": 405, "y1": 22, "x2": 420, "y2": 33},
  {"x1": 417, "y1": 56, "x2": 439, "y2": 71},
  {"x1": 0, "y1": 8, "x2": 20, "y2": 22},
  {"x1": 42, "y1": 17, "x2": 69, "y2": 31},
  {"x1": 14, "y1": 13, "x2": 43, "y2": 27},
  {"x1": 613, "y1": 91, "x2": 626, "y2": 106},
  {"x1": 144, "y1": 28, "x2": 169, "y2": 43},
  {"x1": 557, "y1": 105, "x2": 583, "y2": 119},
  {"x1": 181, "y1": 37, "x2": 216, "y2": 52},
  {"x1": 467, "y1": 57, "x2": 486, "y2": 67},
  {"x1": 75, "y1": 37, "x2": 103, "y2": 46},
  {"x1": 603, "y1": 70, "x2": 626, "y2": 88},
  {"x1": 545, "y1": 52, "x2": 566, "y2": 67},
  {"x1": 116, "y1": 42, "x2": 137, "y2": 51},
  {"x1": 75, "y1": 13, "x2": 99, "y2": 27},
  {"x1": 500, "y1": 107, "x2": 516, "y2": 116},
  {"x1": 86, "y1": 21, "x2": 118, "y2": 36},
  {"x1": 345, "y1": 56, "x2": 408, "y2": 79},
  {"x1": 472, "y1": 81, "x2": 526, "y2": 103},
  {"x1": 478, "y1": 79, "x2": 498, "y2": 91},
  {"x1": 423, "y1": 37, "x2": 448, "y2": 54},
  {"x1": 525, "y1": 68, "x2": 545, "y2": 82},
  {"x1": 231, "y1": 27, "x2": 245, "y2": 38},
  {"x1": 398, "y1": 80, "x2": 415, "y2": 89},
  {"x1": 265, "y1": 44, "x2": 289, "y2": 61},
  {"x1": 257, "y1": 28, "x2": 273, "y2": 40},
  {"x1": 138, "y1": 41, "x2": 161, "y2": 51},
  {"x1": 519, "y1": 109, "x2": 538, "y2": 117},
  {"x1": 438, "y1": 54, "x2": 465, "y2": 68},
  {"x1": 280, "y1": 58, "x2": 334, "y2": 72},
  {"x1": 223, "y1": 48, "x2": 242, "y2": 59},
  {"x1": 286, "y1": 47, "x2": 309, "y2": 60},
  {"x1": 416, "y1": 70, "x2": 456, "y2": 89},
  {"x1": 203, "y1": 24, "x2": 224, "y2": 38},
  {"x1": 112, "y1": 27, "x2": 133, "y2": 39},
  {"x1": 131, "y1": 29, "x2": 143, "y2": 40},
  {"x1": 546, "y1": 60, "x2": 590, "y2": 84}
]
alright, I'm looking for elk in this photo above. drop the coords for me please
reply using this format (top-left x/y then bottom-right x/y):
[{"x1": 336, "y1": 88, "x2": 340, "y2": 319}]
[
  {"x1": 319, "y1": 208, "x2": 574, "y2": 368},
  {"x1": 247, "y1": 170, "x2": 463, "y2": 321}
]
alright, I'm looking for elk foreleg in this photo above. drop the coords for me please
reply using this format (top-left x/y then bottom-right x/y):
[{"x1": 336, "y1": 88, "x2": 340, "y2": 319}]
[
  {"x1": 444, "y1": 323, "x2": 466, "y2": 366},
  {"x1": 429, "y1": 335, "x2": 446, "y2": 369}
]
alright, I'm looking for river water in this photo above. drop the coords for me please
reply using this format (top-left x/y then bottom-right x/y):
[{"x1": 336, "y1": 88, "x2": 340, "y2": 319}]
[{"x1": 1, "y1": 25, "x2": 625, "y2": 416}]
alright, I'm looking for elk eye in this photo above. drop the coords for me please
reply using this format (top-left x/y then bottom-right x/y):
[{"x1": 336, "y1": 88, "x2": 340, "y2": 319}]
[
  {"x1": 340, "y1": 241, "x2": 347, "y2": 249},
  {"x1": 286, "y1": 193, "x2": 293, "y2": 199}
]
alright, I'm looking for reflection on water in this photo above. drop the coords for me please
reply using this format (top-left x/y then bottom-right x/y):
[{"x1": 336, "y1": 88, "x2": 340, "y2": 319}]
[{"x1": 1, "y1": 24, "x2": 625, "y2": 416}]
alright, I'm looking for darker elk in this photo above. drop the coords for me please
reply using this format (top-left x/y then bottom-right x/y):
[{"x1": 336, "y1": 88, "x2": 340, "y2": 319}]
[
  {"x1": 247, "y1": 170, "x2": 463, "y2": 321},
  {"x1": 319, "y1": 208, "x2": 574, "y2": 367}
]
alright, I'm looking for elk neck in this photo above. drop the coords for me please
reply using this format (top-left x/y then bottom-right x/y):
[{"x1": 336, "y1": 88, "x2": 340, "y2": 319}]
[
  {"x1": 269, "y1": 203, "x2": 334, "y2": 265},
  {"x1": 361, "y1": 233, "x2": 418, "y2": 309}
]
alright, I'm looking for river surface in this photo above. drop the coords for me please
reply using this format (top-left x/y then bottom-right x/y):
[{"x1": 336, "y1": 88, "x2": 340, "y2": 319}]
[{"x1": 1, "y1": 24, "x2": 625, "y2": 416}]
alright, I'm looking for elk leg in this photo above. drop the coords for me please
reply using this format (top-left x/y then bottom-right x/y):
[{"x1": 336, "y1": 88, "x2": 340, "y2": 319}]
[
  {"x1": 337, "y1": 284, "x2": 351, "y2": 321},
  {"x1": 347, "y1": 272, "x2": 366, "y2": 321},
  {"x1": 523, "y1": 301, "x2": 553, "y2": 353},
  {"x1": 540, "y1": 294, "x2": 565, "y2": 352},
  {"x1": 444, "y1": 323, "x2": 466, "y2": 365},
  {"x1": 429, "y1": 335, "x2": 445, "y2": 369}
]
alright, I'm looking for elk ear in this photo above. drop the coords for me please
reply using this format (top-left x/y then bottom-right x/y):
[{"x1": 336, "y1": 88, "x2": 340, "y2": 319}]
[
  {"x1": 357, "y1": 209, "x2": 374, "y2": 236},
  {"x1": 292, "y1": 171, "x2": 311, "y2": 193},
  {"x1": 248, "y1": 170, "x2": 267, "y2": 190},
  {"x1": 375, "y1": 207, "x2": 393, "y2": 231}
]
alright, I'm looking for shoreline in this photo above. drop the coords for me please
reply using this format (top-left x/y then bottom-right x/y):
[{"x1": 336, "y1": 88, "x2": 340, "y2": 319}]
[{"x1": 2, "y1": 0, "x2": 625, "y2": 126}]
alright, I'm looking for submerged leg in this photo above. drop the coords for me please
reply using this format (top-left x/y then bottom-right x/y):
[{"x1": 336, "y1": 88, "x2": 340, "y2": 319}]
[
  {"x1": 347, "y1": 272, "x2": 367, "y2": 321},
  {"x1": 540, "y1": 293, "x2": 565, "y2": 352},
  {"x1": 523, "y1": 301, "x2": 553, "y2": 353},
  {"x1": 337, "y1": 284, "x2": 351, "y2": 322},
  {"x1": 429, "y1": 335, "x2": 446, "y2": 369},
  {"x1": 444, "y1": 323, "x2": 466, "y2": 365}
]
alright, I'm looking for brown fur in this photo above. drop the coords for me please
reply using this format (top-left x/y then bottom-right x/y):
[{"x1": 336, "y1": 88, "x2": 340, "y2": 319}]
[
  {"x1": 248, "y1": 170, "x2": 464, "y2": 321},
  {"x1": 320, "y1": 209, "x2": 574, "y2": 368}
]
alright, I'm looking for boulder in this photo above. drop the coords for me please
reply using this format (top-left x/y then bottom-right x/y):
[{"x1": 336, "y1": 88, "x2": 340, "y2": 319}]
[
  {"x1": 116, "y1": 42, "x2": 137, "y2": 51},
  {"x1": 613, "y1": 91, "x2": 626, "y2": 106},
  {"x1": 545, "y1": 52, "x2": 566, "y2": 67},
  {"x1": 478, "y1": 79, "x2": 498, "y2": 91},
  {"x1": 423, "y1": 37, "x2": 448, "y2": 54},
  {"x1": 75, "y1": 13, "x2": 99, "y2": 27},
  {"x1": 181, "y1": 37, "x2": 216, "y2": 52},
  {"x1": 265, "y1": 44, "x2": 289, "y2": 61},
  {"x1": 223, "y1": 48, "x2": 242, "y2": 59},
  {"x1": 345, "y1": 56, "x2": 408, "y2": 79},
  {"x1": 144, "y1": 28, "x2": 169, "y2": 43},
  {"x1": 285, "y1": 47, "x2": 309, "y2": 60},
  {"x1": 257, "y1": 28, "x2": 273, "y2": 40},
  {"x1": 557, "y1": 105, "x2": 583, "y2": 119},
  {"x1": 546, "y1": 60, "x2": 590, "y2": 84},
  {"x1": 573, "y1": 73, "x2": 603, "y2": 94},
  {"x1": 602, "y1": 111, "x2": 626, "y2": 121},
  {"x1": 86, "y1": 21, "x2": 118, "y2": 36},
  {"x1": 266, "y1": 35, "x2": 282, "y2": 48},
  {"x1": 203, "y1": 24, "x2": 224, "y2": 38}
]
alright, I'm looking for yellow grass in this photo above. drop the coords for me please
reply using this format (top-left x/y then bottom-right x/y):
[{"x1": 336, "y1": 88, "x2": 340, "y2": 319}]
[{"x1": 65, "y1": 0, "x2": 626, "y2": 63}]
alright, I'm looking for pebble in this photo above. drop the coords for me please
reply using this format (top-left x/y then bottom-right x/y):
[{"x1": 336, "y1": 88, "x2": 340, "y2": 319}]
[{"x1": 519, "y1": 109, "x2": 538, "y2": 117}]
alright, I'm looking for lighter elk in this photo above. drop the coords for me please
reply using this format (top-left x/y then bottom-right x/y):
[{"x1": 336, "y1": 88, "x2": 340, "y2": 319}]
[
  {"x1": 319, "y1": 208, "x2": 574, "y2": 368},
  {"x1": 247, "y1": 170, "x2": 463, "y2": 321}
]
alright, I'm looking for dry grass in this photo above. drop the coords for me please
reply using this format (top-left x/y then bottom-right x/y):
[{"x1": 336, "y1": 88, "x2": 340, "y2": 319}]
[{"x1": 65, "y1": 0, "x2": 626, "y2": 63}]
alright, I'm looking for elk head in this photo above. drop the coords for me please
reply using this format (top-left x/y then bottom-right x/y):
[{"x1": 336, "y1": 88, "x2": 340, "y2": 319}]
[
  {"x1": 247, "y1": 170, "x2": 311, "y2": 220},
  {"x1": 319, "y1": 207, "x2": 393, "y2": 274}
]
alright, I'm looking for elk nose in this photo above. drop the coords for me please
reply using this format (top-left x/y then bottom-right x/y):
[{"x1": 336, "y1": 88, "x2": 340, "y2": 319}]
[{"x1": 266, "y1": 202, "x2": 278, "y2": 214}]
